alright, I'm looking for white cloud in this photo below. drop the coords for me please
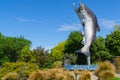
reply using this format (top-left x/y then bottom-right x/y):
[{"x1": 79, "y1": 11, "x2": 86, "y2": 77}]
[
  {"x1": 57, "y1": 23, "x2": 81, "y2": 31},
  {"x1": 16, "y1": 17, "x2": 41, "y2": 23},
  {"x1": 57, "y1": 19, "x2": 119, "y2": 31},
  {"x1": 99, "y1": 19, "x2": 119, "y2": 28}
]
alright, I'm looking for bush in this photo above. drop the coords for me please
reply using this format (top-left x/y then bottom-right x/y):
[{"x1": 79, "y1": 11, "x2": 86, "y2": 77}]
[
  {"x1": 73, "y1": 70, "x2": 81, "y2": 76},
  {"x1": 79, "y1": 70, "x2": 91, "y2": 80},
  {"x1": 95, "y1": 61, "x2": 116, "y2": 80},
  {"x1": 63, "y1": 53, "x2": 77, "y2": 65},
  {"x1": 95, "y1": 61, "x2": 116, "y2": 76},
  {"x1": 73, "y1": 70, "x2": 92, "y2": 80},
  {"x1": 28, "y1": 68, "x2": 75, "y2": 80},
  {"x1": 28, "y1": 71, "x2": 46, "y2": 80},
  {"x1": 96, "y1": 51, "x2": 112, "y2": 61},
  {"x1": 53, "y1": 61, "x2": 62, "y2": 68},
  {"x1": 99, "y1": 70, "x2": 116, "y2": 80},
  {"x1": 1, "y1": 72, "x2": 18, "y2": 80},
  {"x1": 112, "y1": 57, "x2": 120, "y2": 73},
  {"x1": 0, "y1": 62, "x2": 39, "y2": 79}
]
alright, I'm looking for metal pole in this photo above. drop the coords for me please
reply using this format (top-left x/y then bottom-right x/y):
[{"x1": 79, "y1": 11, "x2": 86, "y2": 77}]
[{"x1": 87, "y1": 55, "x2": 91, "y2": 65}]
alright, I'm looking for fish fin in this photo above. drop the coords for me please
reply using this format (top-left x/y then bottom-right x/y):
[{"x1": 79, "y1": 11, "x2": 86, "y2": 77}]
[
  {"x1": 75, "y1": 46, "x2": 90, "y2": 57},
  {"x1": 81, "y1": 20, "x2": 85, "y2": 27},
  {"x1": 81, "y1": 36, "x2": 85, "y2": 45},
  {"x1": 96, "y1": 25, "x2": 100, "y2": 31}
]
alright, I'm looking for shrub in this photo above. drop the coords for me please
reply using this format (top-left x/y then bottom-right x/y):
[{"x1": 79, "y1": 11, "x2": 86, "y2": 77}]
[
  {"x1": 28, "y1": 68, "x2": 75, "y2": 80},
  {"x1": 95, "y1": 61, "x2": 116, "y2": 76},
  {"x1": 1, "y1": 72, "x2": 18, "y2": 80},
  {"x1": 79, "y1": 70, "x2": 91, "y2": 80},
  {"x1": 99, "y1": 70, "x2": 116, "y2": 80},
  {"x1": 112, "y1": 57, "x2": 120, "y2": 73},
  {"x1": 74, "y1": 70, "x2": 81, "y2": 76},
  {"x1": 0, "y1": 62, "x2": 39, "y2": 79},
  {"x1": 63, "y1": 53, "x2": 77, "y2": 65},
  {"x1": 96, "y1": 51, "x2": 112, "y2": 61},
  {"x1": 45, "y1": 68, "x2": 74, "y2": 80},
  {"x1": 95, "y1": 61, "x2": 116, "y2": 80},
  {"x1": 28, "y1": 70, "x2": 46, "y2": 80},
  {"x1": 53, "y1": 61, "x2": 62, "y2": 68}
]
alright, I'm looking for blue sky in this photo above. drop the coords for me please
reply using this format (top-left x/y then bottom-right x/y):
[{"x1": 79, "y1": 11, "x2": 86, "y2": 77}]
[{"x1": 0, "y1": 0, "x2": 120, "y2": 50}]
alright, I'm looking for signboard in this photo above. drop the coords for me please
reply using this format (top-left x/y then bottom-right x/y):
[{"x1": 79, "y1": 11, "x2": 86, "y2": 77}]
[{"x1": 64, "y1": 65, "x2": 98, "y2": 70}]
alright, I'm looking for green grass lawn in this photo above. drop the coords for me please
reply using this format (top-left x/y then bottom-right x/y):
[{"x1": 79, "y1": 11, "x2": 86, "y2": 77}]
[{"x1": 112, "y1": 78, "x2": 120, "y2": 80}]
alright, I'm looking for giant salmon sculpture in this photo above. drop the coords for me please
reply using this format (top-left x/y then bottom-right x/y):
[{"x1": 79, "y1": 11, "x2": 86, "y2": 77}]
[{"x1": 73, "y1": 2, "x2": 100, "y2": 65}]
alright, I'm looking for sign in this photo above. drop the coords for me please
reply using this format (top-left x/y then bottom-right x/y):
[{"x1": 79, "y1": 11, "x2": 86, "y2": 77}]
[{"x1": 64, "y1": 65, "x2": 98, "y2": 70}]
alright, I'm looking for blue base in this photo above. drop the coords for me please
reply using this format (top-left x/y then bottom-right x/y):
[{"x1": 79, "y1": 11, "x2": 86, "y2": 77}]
[{"x1": 64, "y1": 65, "x2": 98, "y2": 70}]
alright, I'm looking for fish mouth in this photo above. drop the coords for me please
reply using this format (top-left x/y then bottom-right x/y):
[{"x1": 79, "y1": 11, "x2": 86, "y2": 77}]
[
  {"x1": 72, "y1": 3, "x2": 78, "y2": 12},
  {"x1": 73, "y1": 2, "x2": 84, "y2": 12},
  {"x1": 79, "y1": 2, "x2": 83, "y2": 7}
]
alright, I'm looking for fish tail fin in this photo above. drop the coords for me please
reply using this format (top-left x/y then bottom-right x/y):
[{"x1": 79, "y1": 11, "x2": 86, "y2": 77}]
[{"x1": 75, "y1": 46, "x2": 90, "y2": 57}]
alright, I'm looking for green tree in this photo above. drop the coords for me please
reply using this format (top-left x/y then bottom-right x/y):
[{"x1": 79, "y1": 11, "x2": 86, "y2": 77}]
[
  {"x1": 63, "y1": 31, "x2": 83, "y2": 65},
  {"x1": 91, "y1": 36, "x2": 112, "y2": 63},
  {"x1": 64, "y1": 31, "x2": 83, "y2": 53},
  {"x1": 50, "y1": 41, "x2": 66, "y2": 61},
  {"x1": 19, "y1": 46, "x2": 35, "y2": 63},
  {"x1": 33, "y1": 46, "x2": 53, "y2": 69},
  {"x1": 114, "y1": 25, "x2": 120, "y2": 31},
  {"x1": 106, "y1": 29, "x2": 120, "y2": 56},
  {"x1": 0, "y1": 33, "x2": 31, "y2": 64},
  {"x1": 2, "y1": 36, "x2": 31, "y2": 62},
  {"x1": 0, "y1": 45, "x2": 9, "y2": 65},
  {"x1": 96, "y1": 51, "x2": 112, "y2": 61},
  {"x1": 0, "y1": 33, "x2": 8, "y2": 65},
  {"x1": 91, "y1": 36, "x2": 109, "y2": 53}
]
